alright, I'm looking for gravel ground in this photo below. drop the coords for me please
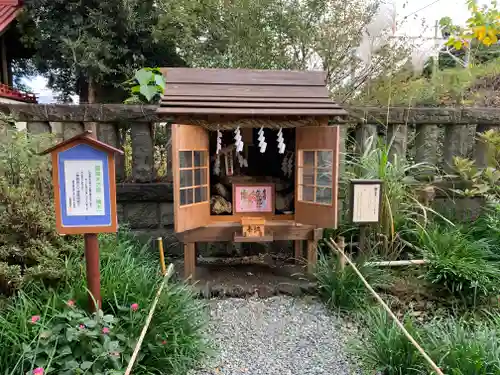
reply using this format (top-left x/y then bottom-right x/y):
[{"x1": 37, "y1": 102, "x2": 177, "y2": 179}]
[{"x1": 189, "y1": 296, "x2": 358, "y2": 375}]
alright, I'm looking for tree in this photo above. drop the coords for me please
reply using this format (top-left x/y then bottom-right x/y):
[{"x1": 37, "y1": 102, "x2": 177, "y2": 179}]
[
  {"x1": 18, "y1": 0, "x2": 185, "y2": 103},
  {"x1": 155, "y1": 0, "x2": 389, "y2": 99}
]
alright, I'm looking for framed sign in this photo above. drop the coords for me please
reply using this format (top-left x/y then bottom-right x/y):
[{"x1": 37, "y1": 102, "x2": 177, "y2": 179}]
[
  {"x1": 349, "y1": 179, "x2": 383, "y2": 224},
  {"x1": 41, "y1": 131, "x2": 123, "y2": 235},
  {"x1": 233, "y1": 183, "x2": 274, "y2": 213}
]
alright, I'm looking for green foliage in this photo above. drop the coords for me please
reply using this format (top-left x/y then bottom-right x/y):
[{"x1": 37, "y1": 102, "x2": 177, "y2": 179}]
[
  {"x1": 350, "y1": 307, "x2": 423, "y2": 375},
  {"x1": 0, "y1": 129, "x2": 79, "y2": 296},
  {"x1": 21, "y1": 0, "x2": 185, "y2": 102},
  {"x1": 358, "y1": 57, "x2": 500, "y2": 107},
  {"x1": 0, "y1": 230, "x2": 209, "y2": 375},
  {"x1": 416, "y1": 224, "x2": 500, "y2": 300},
  {"x1": 315, "y1": 254, "x2": 389, "y2": 312},
  {"x1": 343, "y1": 136, "x2": 443, "y2": 258},
  {"x1": 9, "y1": 298, "x2": 137, "y2": 375},
  {"x1": 352, "y1": 308, "x2": 500, "y2": 375},
  {"x1": 422, "y1": 317, "x2": 500, "y2": 374},
  {"x1": 453, "y1": 129, "x2": 500, "y2": 202},
  {"x1": 123, "y1": 68, "x2": 166, "y2": 104}
]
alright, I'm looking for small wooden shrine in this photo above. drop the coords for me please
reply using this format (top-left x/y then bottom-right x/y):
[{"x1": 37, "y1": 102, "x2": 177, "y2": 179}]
[{"x1": 156, "y1": 67, "x2": 348, "y2": 279}]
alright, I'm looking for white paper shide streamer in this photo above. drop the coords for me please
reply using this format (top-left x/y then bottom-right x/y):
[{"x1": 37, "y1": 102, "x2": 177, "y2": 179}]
[
  {"x1": 237, "y1": 152, "x2": 248, "y2": 168},
  {"x1": 258, "y1": 126, "x2": 267, "y2": 153},
  {"x1": 277, "y1": 127, "x2": 285, "y2": 154},
  {"x1": 234, "y1": 126, "x2": 244, "y2": 153},
  {"x1": 214, "y1": 128, "x2": 222, "y2": 175},
  {"x1": 281, "y1": 151, "x2": 294, "y2": 177}
]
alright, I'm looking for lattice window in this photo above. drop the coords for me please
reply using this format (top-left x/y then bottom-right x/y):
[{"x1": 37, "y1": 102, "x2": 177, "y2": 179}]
[
  {"x1": 179, "y1": 150, "x2": 209, "y2": 206},
  {"x1": 297, "y1": 150, "x2": 333, "y2": 205}
]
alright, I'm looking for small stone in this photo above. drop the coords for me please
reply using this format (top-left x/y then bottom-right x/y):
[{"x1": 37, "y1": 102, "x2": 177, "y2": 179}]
[
  {"x1": 255, "y1": 285, "x2": 275, "y2": 298},
  {"x1": 277, "y1": 283, "x2": 302, "y2": 296}
]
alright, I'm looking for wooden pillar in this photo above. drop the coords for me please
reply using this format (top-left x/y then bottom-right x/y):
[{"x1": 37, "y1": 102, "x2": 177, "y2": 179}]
[
  {"x1": 307, "y1": 229, "x2": 323, "y2": 274},
  {"x1": 414, "y1": 124, "x2": 438, "y2": 179},
  {"x1": 474, "y1": 124, "x2": 498, "y2": 168},
  {"x1": 307, "y1": 240, "x2": 317, "y2": 274},
  {"x1": 184, "y1": 242, "x2": 196, "y2": 280},
  {"x1": 294, "y1": 240, "x2": 303, "y2": 264}
]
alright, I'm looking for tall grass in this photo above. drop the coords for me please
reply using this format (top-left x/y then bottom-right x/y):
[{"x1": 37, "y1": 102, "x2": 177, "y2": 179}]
[
  {"x1": 0, "y1": 230, "x2": 209, "y2": 375},
  {"x1": 352, "y1": 308, "x2": 500, "y2": 375},
  {"x1": 350, "y1": 307, "x2": 423, "y2": 374},
  {"x1": 343, "y1": 136, "x2": 445, "y2": 259},
  {"x1": 315, "y1": 254, "x2": 389, "y2": 313},
  {"x1": 416, "y1": 223, "x2": 500, "y2": 301}
]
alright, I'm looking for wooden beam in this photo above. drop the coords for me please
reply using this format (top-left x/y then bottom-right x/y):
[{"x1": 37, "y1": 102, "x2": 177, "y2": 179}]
[{"x1": 307, "y1": 239, "x2": 317, "y2": 274}]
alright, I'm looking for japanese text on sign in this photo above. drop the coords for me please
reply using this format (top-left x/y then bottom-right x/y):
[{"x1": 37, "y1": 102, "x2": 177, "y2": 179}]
[
  {"x1": 352, "y1": 183, "x2": 380, "y2": 223},
  {"x1": 64, "y1": 160, "x2": 105, "y2": 216}
]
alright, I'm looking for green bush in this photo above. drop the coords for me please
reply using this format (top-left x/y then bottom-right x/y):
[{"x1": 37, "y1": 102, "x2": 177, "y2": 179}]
[
  {"x1": 417, "y1": 224, "x2": 500, "y2": 300},
  {"x1": 423, "y1": 317, "x2": 500, "y2": 374},
  {"x1": 350, "y1": 307, "x2": 423, "y2": 375},
  {"x1": 352, "y1": 308, "x2": 500, "y2": 375},
  {"x1": 0, "y1": 230, "x2": 209, "y2": 375},
  {"x1": 0, "y1": 129, "x2": 80, "y2": 296},
  {"x1": 315, "y1": 254, "x2": 389, "y2": 312},
  {"x1": 1, "y1": 294, "x2": 136, "y2": 375}
]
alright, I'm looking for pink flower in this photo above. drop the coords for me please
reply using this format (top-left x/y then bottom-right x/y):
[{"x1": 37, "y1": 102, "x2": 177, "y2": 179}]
[
  {"x1": 131, "y1": 303, "x2": 139, "y2": 311},
  {"x1": 33, "y1": 368, "x2": 44, "y2": 375},
  {"x1": 102, "y1": 327, "x2": 110, "y2": 334},
  {"x1": 30, "y1": 315, "x2": 40, "y2": 324},
  {"x1": 79, "y1": 324, "x2": 85, "y2": 330},
  {"x1": 161, "y1": 340, "x2": 167, "y2": 345},
  {"x1": 110, "y1": 351, "x2": 120, "y2": 357},
  {"x1": 67, "y1": 300, "x2": 75, "y2": 307}
]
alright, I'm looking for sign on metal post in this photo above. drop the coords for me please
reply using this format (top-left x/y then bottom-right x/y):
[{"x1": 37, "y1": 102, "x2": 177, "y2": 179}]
[{"x1": 40, "y1": 130, "x2": 124, "y2": 311}]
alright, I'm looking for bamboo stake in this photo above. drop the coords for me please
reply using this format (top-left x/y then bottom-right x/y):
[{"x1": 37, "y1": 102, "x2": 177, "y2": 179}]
[
  {"x1": 366, "y1": 259, "x2": 427, "y2": 267},
  {"x1": 326, "y1": 238, "x2": 444, "y2": 375},
  {"x1": 157, "y1": 237, "x2": 167, "y2": 275},
  {"x1": 124, "y1": 263, "x2": 175, "y2": 375}
]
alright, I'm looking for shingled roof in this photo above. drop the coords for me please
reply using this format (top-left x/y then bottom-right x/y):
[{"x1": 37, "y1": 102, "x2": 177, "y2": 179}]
[{"x1": 157, "y1": 68, "x2": 347, "y2": 119}]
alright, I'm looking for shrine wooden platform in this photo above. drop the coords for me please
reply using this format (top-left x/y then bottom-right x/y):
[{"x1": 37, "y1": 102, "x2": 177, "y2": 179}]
[{"x1": 176, "y1": 220, "x2": 323, "y2": 280}]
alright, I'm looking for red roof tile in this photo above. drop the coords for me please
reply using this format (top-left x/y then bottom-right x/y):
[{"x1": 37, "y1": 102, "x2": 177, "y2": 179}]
[{"x1": 0, "y1": 0, "x2": 21, "y2": 34}]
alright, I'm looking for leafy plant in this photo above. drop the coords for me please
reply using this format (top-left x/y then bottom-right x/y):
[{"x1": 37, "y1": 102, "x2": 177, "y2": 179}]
[
  {"x1": 343, "y1": 136, "x2": 444, "y2": 259},
  {"x1": 0, "y1": 129, "x2": 79, "y2": 296},
  {"x1": 19, "y1": 300, "x2": 137, "y2": 375},
  {"x1": 423, "y1": 317, "x2": 500, "y2": 374},
  {"x1": 417, "y1": 224, "x2": 500, "y2": 300},
  {"x1": 123, "y1": 68, "x2": 166, "y2": 104},
  {"x1": 315, "y1": 254, "x2": 389, "y2": 312},
  {"x1": 350, "y1": 307, "x2": 424, "y2": 375},
  {"x1": 72, "y1": 230, "x2": 209, "y2": 375},
  {"x1": 441, "y1": 0, "x2": 500, "y2": 49}
]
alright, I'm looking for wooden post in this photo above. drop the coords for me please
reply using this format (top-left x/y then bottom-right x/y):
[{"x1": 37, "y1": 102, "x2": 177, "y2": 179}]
[
  {"x1": 294, "y1": 240, "x2": 303, "y2": 264},
  {"x1": 184, "y1": 242, "x2": 196, "y2": 280},
  {"x1": 307, "y1": 229, "x2": 323, "y2": 274},
  {"x1": 158, "y1": 237, "x2": 167, "y2": 275},
  {"x1": 337, "y1": 236, "x2": 346, "y2": 270},
  {"x1": 84, "y1": 233, "x2": 101, "y2": 311}
]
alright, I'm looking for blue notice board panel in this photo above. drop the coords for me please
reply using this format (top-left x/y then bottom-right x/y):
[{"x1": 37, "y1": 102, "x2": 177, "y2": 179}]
[{"x1": 57, "y1": 143, "x2": 112, "y2": 228}]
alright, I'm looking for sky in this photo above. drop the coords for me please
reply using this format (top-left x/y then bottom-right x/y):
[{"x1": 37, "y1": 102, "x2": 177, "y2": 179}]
[{"x1": 24, "y1": 0, "x2": 479, "y2": 103}]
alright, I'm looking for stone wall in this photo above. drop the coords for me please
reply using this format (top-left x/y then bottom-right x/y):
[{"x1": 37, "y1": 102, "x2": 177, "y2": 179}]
[{"x1": 1, "y1": 103, "x2": 498, "y2": 251}]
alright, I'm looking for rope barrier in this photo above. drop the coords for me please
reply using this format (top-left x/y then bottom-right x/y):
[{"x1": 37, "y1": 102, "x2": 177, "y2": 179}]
[
  {"x1": 124, "y1": 263, "x2": 175, "y2": 375},
  {"x1": 325, "y1": 238, "x2": 445, "y2": 375}
]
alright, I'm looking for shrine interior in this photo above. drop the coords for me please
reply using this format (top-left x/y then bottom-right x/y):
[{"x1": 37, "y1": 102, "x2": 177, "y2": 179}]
[{"x1": 208, "y1": 127, "x2": 296, "y2": 216}]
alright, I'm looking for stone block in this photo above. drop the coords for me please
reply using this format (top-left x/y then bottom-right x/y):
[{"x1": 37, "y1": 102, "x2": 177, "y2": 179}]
[
  {"x1": 125, "y1": 202, "x2": 159, "y2": 229},
  {"x1": 160, "y1": 203, "x2": 174, "y2": 227},
  {"x1": 117, "y1": 203, "x2": 125, "y2": 224}
]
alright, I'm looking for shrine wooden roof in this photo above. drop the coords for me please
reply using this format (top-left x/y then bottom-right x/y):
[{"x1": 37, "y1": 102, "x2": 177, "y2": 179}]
[{"x1": 157, "y1": 68, "x2": 347, "y2": 120}]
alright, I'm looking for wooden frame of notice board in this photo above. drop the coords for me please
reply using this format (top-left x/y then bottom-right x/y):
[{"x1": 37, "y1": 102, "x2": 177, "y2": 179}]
[{"x1": 349, "y1": 179, "x2": 383, "y2": 224}]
